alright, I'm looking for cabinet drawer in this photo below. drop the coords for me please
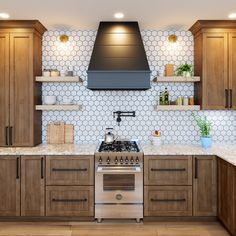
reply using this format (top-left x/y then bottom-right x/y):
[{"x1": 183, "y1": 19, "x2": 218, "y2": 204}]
[
  {"x1": 46, "y1": 156, "x2": 94, "y2": 185},
  {"x1": 46, "y1": 186, "x2": 94, "y2": 216},
  {"x1": 144, "y1": 156, "x2": 192, "y2": 185},
  {"x1": 144, "y1": 186, "x2": 192, "y2": 216}
]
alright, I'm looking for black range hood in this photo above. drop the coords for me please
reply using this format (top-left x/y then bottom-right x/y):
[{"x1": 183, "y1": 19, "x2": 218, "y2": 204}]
[{"x1": 87, "y1": 21, "x2": 151, "y2": 90}]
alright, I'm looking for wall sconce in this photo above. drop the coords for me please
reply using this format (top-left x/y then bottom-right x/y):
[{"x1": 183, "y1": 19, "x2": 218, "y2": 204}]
[
  {"x1": 168, "y1": 34, "x2": 177, "y2": 43},
  {"x1": 59, "y1": 34, "x2": 69, "y2": 43}
]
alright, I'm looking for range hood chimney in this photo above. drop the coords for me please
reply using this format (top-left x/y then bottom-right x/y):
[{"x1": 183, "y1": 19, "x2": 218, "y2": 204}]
[{"x1": 87, "y1": 22, "x2": 151, "y2": 90}]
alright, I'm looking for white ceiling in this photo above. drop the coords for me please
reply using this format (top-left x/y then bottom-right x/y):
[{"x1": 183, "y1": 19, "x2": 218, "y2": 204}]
[{"x1": 1, "y1": 0, "x2": 236, "y2": 30}]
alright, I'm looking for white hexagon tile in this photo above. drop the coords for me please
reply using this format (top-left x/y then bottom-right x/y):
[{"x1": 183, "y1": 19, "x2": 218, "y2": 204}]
[{"x1": 42, "y1": 30, "x2": 236, "y2": 145}]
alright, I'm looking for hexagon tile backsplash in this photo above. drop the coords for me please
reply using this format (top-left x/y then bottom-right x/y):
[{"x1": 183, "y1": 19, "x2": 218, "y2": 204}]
[{"x1": 42, "y1": 30, "x2": 236, "y2": 145}]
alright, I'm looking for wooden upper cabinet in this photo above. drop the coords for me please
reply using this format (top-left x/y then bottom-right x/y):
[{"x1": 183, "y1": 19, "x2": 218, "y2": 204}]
[
  {"x1": 9, "y1": 33, "x2": 34, "y2": 146},
  {"x1": 189, "y1": 20, "x2": 236, "y2": 110},
  {"x1": 202, "y1": 33, "x2": 228, "y2": 110},
  {"x1": 0, "y1": 21, "x2": 47, "y2": 147},
  {"x1": 193, "y1": 156, "x2": 217, "y2": 216},
  {"x1": 229, "y1": 33, "x2": 236, "y2": 110},
  {"x1": 21, "y1": 156, "x2": 45, "y2": 216},
  {"x1": 0, "y1": 33, "x2": 9, "y2": 146},
  {"x1": 0, "y1": 156, "x2": 20, "y2": 216}
]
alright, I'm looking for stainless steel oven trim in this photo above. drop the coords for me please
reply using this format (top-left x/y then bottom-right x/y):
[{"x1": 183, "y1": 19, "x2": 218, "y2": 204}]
[{"x1": 96, "y1": 166, "x2": 141, "y2": 173}]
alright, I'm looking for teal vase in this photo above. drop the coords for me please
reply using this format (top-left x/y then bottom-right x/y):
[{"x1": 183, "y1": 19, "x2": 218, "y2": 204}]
[{"x1": 201, "y1": 137, "x2": 212, "y2": 148}]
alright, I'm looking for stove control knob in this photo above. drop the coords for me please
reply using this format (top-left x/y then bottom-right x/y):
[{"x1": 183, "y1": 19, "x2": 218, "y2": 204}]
[
  {"x1": 116, "y1": 193, "x2": 123, "y2": 200},
  {"x1": 106, "y1": 157, "x2": 110, "y2": 164},
  {"x1": 125, "y1": 157, "x2": 129, "y2": 164},
  {"x1": 99, "y1": 157, "x2": 102, "y2": 164},
  {"x1": 136, "y1": 157, "x2": 139, "y2": 163},
  {"x1": 115, "y1": 157, "x2": 118, "y2": 164},
  {"x1": 120, "y1": 157, "x2": 123, "y2": 164},
  {"x1": 130, "y1": 157, "x2": 134, "y2": 164}
]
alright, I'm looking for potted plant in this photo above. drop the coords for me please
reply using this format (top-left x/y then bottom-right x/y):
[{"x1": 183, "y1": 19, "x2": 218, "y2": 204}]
[
  {"x1": 176, "y1": 63, "x2": 193, "y2": 77},
  {"x1": 192, "y1": 113, "x2": 212, "y2": 148}
]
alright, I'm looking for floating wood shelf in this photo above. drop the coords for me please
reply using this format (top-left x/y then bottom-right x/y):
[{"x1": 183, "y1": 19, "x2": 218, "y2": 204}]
[
  {"x1": 154, "y1": 105, "x2": 201, "y2": 111},
  {"x1": 153, "y1": 76, "x2": 200, "y2": 83},
  {"x1": 35, "y1": 76, "x2": 83, "y2": 83},
  {"x1": 35, "y1": 105, "x2": 82, "y2": 111}
]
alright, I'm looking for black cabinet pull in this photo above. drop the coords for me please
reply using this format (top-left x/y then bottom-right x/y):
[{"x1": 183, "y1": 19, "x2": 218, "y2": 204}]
[
  {"x1": 151, "y1": 198, "x2": 186, "y2": 202},
  {"x1": 41, "y1": 157, "x2": 44, "y2": 179},
  {"x1": 151, "y1": 168, "x2": 186, "y2": 172},
  {"x1": 16, "y1": 157, "x2": 20, "y2": 179},
  {"x1": 52, "y1": 198, "x2": 87, "y2": 202},
  {"x1": 5, "y1": 127, "x2": 9, "y2": 146},
  {"x1": 195, "y1": 157, "x2": 198, "y2": 179},
  {"x1": 229, "y1": 89, "x2": 232, "y2": 109},
  {"x1": 225, "y1": 89, "x2": 229, "y2": 108},
  {"x1": 52, "y1": 168, "x2": 87, "y2": 172},
  {"x1": 9, "y1": 126, "x2": 13, "y2": 146}
]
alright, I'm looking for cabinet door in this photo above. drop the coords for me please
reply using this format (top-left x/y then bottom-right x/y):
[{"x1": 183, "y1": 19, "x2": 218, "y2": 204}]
[
  {"x1": 193, "y1": 156, "x2": 217, "y2": 216},
  {"x1": 0, "y1": 156, "x2": 20, "y2": 216},
  {"x1": 21, "y1": 156, "x2": 45, "y2": 216},
  {"x1": 218, "y1": 158, "x2": 235, "y2": 234},
  {"x1": 229, "y1": 32, "x2": 236, "y2": 110},
  {"x1": 0, "y1": 33, "x2": 10, "y2": 146},
  {"x1": 202, "y1": 32, "x2": 228, "y2": 109},
  {"x1": 9, "y1": 32, "x2": 34, "y2": 146}
]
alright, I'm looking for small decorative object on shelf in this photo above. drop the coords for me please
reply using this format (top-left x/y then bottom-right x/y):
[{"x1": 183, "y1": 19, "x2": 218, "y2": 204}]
[
  {"x1": 176, "y1": 63, "x2": 193, "y2": 77},
  {"x1": 165, "y1": 64, "x2": 174, "y2": 76},
  {"x1": 193, "y1": 113, "x2": 212, "y2": 148}
]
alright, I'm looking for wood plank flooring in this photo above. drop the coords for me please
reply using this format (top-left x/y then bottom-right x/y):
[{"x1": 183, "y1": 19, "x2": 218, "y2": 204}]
[{"x1": 0, "y1": 221, "x2": 230, "y2": 236}]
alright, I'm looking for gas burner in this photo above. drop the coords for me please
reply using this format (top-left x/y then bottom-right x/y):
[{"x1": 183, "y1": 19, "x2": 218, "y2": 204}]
[{"x1": 98, "y1": 141, "x2": 140, "y2": 152}]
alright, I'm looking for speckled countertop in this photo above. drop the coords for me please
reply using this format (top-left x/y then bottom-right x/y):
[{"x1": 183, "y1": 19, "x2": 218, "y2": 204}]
[{"x1": 0, "y1": 143, "x2": 236, "y2": 167}]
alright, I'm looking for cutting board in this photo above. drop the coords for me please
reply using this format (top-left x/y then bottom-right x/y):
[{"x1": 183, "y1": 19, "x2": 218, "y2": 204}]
[{"x1": 47, "y1": 122, "x2": 74, "y2": 144}]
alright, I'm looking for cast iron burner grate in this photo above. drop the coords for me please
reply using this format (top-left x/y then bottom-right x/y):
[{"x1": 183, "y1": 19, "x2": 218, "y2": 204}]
[{"x1": 98, "y1": 141, "x2": 140, "y2": 152}]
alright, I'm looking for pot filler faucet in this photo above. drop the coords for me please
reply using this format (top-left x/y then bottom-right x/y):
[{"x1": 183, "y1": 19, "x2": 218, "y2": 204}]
[{"x1": 113, "y1": 111, "x2": 136, "y2": 126}]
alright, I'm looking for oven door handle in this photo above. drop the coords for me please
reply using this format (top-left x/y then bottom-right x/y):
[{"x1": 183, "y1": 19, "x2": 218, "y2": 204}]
[{"x1": 96, "y1": 166, "x2": 141, "y2": 173}]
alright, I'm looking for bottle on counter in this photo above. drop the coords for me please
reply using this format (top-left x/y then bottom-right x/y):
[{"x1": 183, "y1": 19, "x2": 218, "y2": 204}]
[
  {"x1": 183, "y1": 96, "x2": 189, "y2": 106},
  {"x1": 163, "y1": 87, "x2": 169, "y2": 105},
  {"x1": 159, "y1": 92, "x2": 164, "y2": 105}
]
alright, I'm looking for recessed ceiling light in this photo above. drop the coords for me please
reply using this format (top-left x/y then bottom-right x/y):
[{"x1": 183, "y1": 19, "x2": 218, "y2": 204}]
[
  {"x1": 114, "y1": 12, "x2": 124, "y2": 19},
  {"x1": 0, "y1": 12, "x2": 10, "y2": 19},
  {"x1": 228, "y1": 13, "x2": 236, "y2": 19}
]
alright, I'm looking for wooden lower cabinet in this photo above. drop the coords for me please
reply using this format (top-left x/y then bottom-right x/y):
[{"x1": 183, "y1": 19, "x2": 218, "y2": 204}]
[
  {"x1": 0, "y1": 156, "x2": 20, "y2": 216},
  {"x1": 21, "y1": 156, "x2": 45, "y2": 216},
  {"x1": 193, "y1": 156, "x2": 217, "y2": 216},
  {"x1": 46, "y1": 186, "x2": 94, "y2": 217},
  {"x1": 144, "y1": 186, "x2": 192, "y2": 217},
  {"x1": 46, "y1": 156, "x2": 94, "y2": 186},
  {"x1": 218, "y1": 158, "x2": 236, "y2": 235},
  {"x1": 144, "y1": 156, "x2": 192, "y2": 186}
]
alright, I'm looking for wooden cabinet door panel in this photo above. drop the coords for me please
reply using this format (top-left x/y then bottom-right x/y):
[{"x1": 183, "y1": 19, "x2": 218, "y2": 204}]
[
  {"x1": 202, "y1": 32, "x2": 228, "y2": 109},
  {"x1": 144, "y1": 156, "x2": 192, "y2": 186},
  {"x1": 229, "y1": 32, "x2": 236, "y2": 110},
  {"x1": 46, "y1": 186, "x2": 94, "y2": 217},
  {"x1": 193, "y1": 156, "x2": 217, "y2": 216},
  {"x1": 46, "y1": 156, "x2": 94, "y2": 186},
  {"x1": 9, "y1": 32, "x2": 34, "y2": 146},
  {"x1": 0, "y1": 156, "x2": 20, "y2": 216},
  {"x1": 144, "y1": 186, "x2": 192, "y2": 217},
  {"x1": 21, "y1": 156, "x2": 45, "y2": 216},
  {"x1": 0, "y1": 33, "x2": 10, "y2": 146}
]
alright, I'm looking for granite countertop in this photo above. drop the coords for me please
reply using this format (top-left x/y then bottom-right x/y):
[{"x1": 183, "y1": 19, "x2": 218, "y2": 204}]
[{"x1": 0, "y1": 143, "x2": 236, "y2": 167}]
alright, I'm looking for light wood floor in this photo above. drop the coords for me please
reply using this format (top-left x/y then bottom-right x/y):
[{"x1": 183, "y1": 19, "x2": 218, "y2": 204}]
[{"x1": 0, "y1": 221, "x2": 230, "y2": 236}]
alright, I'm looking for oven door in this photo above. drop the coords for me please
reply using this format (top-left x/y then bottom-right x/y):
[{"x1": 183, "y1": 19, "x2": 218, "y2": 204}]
[{"x1": 95, "y1": 165, "x2": 143, "y2": 203}]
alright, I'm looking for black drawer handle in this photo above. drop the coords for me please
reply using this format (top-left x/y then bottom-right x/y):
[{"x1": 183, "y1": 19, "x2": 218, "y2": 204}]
[
  {"x1": 151, "y1": 198, "x2": 186, "y2": 202},
  {"x1": 52, "y1": 198, "x2": 87, "y2": 202},
  {"x1": 9, "y1": 126, "x2": 13, "y2": 146},
  {"x1": 52, "y1": 168, "x2": 87, "y2": 172},
  {"x1": 225, "y1": 89, "x2": 229, "y2": 108},
  {"x1": 151, "y1": 168, "x2": 186, "y2": 172}
]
